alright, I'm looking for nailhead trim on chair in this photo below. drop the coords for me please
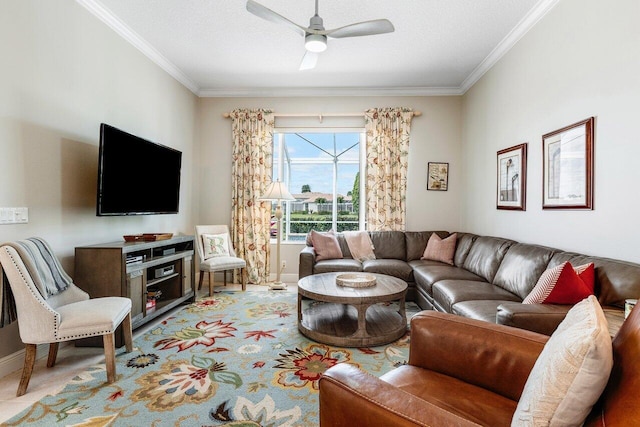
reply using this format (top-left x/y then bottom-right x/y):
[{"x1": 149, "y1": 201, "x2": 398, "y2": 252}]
[
  {"x1": 5, "y1": 250, "x2": 61, "y2": 339},
  {"x1": 5, "y1": 249, "x2": 118, "y2": 342}
]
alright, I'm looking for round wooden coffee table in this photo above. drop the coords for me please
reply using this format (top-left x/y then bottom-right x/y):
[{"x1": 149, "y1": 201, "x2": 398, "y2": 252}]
[{"x1": 297, "y1": 272, "x2": 408, "y2": 347}]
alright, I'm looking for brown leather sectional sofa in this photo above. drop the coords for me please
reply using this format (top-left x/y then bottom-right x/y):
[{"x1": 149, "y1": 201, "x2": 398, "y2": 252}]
[{"x1": 299, "y1": 230, "x2": 640, "y2": 335}]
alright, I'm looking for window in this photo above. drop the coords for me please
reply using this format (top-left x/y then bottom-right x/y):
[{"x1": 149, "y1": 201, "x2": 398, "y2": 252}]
[{"x1": 272, "y1": 129, "x2": 365, "y2": 242}]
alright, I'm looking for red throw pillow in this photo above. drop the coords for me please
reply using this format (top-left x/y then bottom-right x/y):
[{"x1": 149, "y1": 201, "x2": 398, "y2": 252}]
[
  {"x1": 524, "y1": 262, "x2": 593, "y2": 304},
  {"x1": 421, "y1": 233, "x2": 457, "y2": 265},
  {"x1": 310, "y1": 230, "x2": 343, "y2": 261},
  {"x1": 574, "y1": 262, "x2": 595, "y2": 293}
]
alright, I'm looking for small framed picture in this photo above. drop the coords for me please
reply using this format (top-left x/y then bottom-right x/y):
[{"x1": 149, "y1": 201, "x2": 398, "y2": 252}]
[
  {"x1": 497, "y1": 143, "x2": 527, "y2": 210},
  {"x1": 542, "y1": 117, "x2": 594, "y2": 209},
  {"x1": 427, "y1": 162, "x2": 449, "y2": 191}
]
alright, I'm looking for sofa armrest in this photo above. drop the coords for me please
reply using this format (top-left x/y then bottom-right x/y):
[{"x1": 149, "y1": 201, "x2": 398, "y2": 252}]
[
  {"x1": 409, "y1": 311, "x2": 548, "y2": 401},
  {"x1": 320, "y1": 363, "x2": 480, "y2": 427},
  {"x1": 496, "y1": 302, "x2": 571, "y2": 336},
  {"x1": 299, "y1": 246, "x2": 316, "y2": 279}
]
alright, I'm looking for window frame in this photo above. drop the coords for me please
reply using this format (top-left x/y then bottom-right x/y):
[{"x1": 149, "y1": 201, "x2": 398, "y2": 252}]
[{"x1": 272, "y1": 127, "x2": 366, "y2": 242}]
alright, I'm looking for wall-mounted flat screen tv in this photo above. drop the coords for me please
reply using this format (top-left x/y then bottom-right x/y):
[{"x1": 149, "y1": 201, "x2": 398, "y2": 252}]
[{"x1": 97, "y1": 123, "x2": 182, "y2": 216}]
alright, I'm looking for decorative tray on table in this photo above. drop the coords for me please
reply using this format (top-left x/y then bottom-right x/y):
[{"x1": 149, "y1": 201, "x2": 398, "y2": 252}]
[
  {"x1": 336, "y1": 273, "x2": 377, "y2": 288},
  {"x1": 123, "y1": 233, "x2": 173, "y2": 242}
]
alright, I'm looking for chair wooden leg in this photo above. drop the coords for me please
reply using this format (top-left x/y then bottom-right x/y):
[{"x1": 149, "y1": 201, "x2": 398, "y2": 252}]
[
  {"x1": 224, "y1": 270, "x2": 227, "y2": 286},
  {"x1": 198, "y1": 271, "x2": 204, "y2": 290},
  {"x1": 241, "y1": 268, "x2": 246, "y2": 291},
  {"x1": 46, "y1": 342, "x2": 59, "y2": 368},
  {"x1": 17, "y1": 344, "x2": 37, "y2": 397},
  {"x1": 208, "y1": 272, "x2": 213, "y2": 297},
  {"x1": 122, "y1": 312, "x2": 133, "y2": 353},
  {"x1": 103, "y1": 333, "x2": 116, "y2": 383}
]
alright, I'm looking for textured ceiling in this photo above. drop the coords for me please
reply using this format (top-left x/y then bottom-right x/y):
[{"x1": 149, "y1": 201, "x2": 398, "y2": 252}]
[{"x1": 82, "y1": 0, "x2": 554, "y2": 96}]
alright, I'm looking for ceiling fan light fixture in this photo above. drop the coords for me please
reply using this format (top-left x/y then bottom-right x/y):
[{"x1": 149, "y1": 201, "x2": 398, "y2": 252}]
[{"x1": 305, "y1": 33, "x2": 327, "y2": 52}]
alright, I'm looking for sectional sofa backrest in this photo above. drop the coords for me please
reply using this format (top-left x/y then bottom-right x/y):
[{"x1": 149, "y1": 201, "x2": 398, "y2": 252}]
[
  {"x1": 492, "y1": 243, "x2": 558, "y2": 300},
  {"x1": 450, "y1": 234, "x2": 640, "y2": 307},
  {"x1": 306, "y1": 230, "x2": 640, "y2": 308}
]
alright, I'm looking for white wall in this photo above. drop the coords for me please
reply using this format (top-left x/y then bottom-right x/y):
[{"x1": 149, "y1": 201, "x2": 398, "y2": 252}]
[
  {"x1": 0, "y1": 1, "x2": 198, "y2": 358},
  {"x1": 198, "y1": 96, "x2": 463, "y2": 279},
  {"x1": 461, "y1": 0, "x2": 640, "y2": 263}
]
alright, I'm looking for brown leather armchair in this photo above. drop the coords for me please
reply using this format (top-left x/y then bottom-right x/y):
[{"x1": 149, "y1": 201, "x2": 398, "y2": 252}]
[{"x1": 319, "y1": 307, "x2": 640, "y2": 426}]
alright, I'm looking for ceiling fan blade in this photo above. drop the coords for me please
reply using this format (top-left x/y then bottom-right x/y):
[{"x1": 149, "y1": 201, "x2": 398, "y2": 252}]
[
  {"x1": 299, "y1": 51, "x2": 319, "y2": 71},
  {"x1": 246, "y1": 0, "x2": 307, "y2": 36},
  {"x1": 324, "y1": 19, "x2": 394, "y2": 38}
]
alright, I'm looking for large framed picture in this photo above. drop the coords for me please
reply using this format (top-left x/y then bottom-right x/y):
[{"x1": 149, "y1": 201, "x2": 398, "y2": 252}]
[
  {"x1": 542, "y1": 117, "x2": 594, "y2": 210},
  {"x1": 497, "y1": 143, "x2": 527, "y2": 210},
  {"x1": 427, "y1": 162, "x2": 449, "y2": 191}
]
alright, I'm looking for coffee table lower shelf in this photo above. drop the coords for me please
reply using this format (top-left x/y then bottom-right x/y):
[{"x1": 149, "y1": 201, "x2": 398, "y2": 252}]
[{"x1": 298, "y1": 302, "x2": 406, "y2": 347}]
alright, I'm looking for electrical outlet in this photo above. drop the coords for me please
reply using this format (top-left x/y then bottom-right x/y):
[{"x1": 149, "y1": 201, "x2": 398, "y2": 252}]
[{"x1": 281, "y1": 260, "x2": 287, "y2": 270}]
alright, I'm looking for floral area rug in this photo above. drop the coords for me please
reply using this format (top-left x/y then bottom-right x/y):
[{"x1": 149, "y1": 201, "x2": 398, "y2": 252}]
[{"x1": 4, "y1": 291, "x2": 419, "y2": 426}]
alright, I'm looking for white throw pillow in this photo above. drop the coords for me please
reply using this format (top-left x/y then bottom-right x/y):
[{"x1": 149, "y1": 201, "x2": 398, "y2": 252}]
[
  {"x1": 202, "y1": 233, "x2": 230, "y2": 259},
  {"x1": 511, "y1": 295, "x2": 613, "y2": 426}
]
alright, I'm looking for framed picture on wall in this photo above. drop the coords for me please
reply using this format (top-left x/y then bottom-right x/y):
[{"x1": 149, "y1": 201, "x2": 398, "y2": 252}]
[
  {"x1": 542, "y1": 117, "x2": 594, "y2": 210},
  {"x1": 497, "y1": 143, "x2": 527, "y2": 210},
  {"x1": 427, "y1": 162, "x2": 449, "y2": 191}
]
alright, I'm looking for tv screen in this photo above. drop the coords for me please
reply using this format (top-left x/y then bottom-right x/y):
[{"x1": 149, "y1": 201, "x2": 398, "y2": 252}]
[{"x1": 97, "y1": 123, "x2": 182, "y2": 216}]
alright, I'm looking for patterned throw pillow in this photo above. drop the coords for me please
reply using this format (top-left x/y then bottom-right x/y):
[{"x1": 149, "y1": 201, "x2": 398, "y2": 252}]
[
  {"x1": 421, "y1": 233, "x2": 457, "y2": 265},
  {"x1": 310, "y1": 230, "x2": 343, "y2": 261},
  {"x1": 512, "y1": 295, "x2": 613, "y2": 426},
  {"x1": 202, "y1": 233, "x2": 230, "y2": 260},
  {"x1": 523, "y1": 261, "x2": 593, "y2": 304}
]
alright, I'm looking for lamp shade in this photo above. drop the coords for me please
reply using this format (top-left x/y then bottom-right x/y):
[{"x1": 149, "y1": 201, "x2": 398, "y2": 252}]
[{"x1": 259, "y1": 180, "x2": 295, "y2": 202}]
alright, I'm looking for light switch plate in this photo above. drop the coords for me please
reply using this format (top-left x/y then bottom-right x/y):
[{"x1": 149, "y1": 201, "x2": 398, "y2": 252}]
[{"x1": 0, "y1": 207, "x2": 28, "y2": 224}]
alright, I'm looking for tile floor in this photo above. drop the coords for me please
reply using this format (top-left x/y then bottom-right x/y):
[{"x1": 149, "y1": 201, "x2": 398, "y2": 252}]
[{"x1": 0, "y1": 282, "x2": 291, "y2": 423}]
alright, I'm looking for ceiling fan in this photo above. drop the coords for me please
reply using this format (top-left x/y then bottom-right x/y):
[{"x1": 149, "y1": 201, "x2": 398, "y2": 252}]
[{"x1": 246, "y1": 0, "x2": 395, "y2": 70}]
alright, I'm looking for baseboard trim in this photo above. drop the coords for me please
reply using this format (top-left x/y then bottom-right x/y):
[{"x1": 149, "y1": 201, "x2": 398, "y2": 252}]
[
  {"x1": 0, "y1": 343, "x2": 49, "y2": 379},
  {"x1": 209, "y1": 272, "x2": 300, "y2": 286}
]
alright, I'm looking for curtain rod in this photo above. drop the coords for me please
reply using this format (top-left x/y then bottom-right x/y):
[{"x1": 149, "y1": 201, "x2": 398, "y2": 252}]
[{"x1": 222, "y1": 111, "x2": 422, "y2": 121}]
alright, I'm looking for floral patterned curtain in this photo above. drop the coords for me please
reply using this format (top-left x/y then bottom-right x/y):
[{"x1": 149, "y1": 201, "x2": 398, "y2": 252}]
[
  {"x1": 230, "y1": 109, "x2": 274, "y2": 284},
  {"x1": 364, "y1": 107, "x2": 413, "y2": 231}
]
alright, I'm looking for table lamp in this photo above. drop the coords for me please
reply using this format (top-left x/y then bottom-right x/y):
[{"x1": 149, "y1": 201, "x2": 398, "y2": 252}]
[{"x1": 260, "y1": 179, "x2": 295, "y2": 290}]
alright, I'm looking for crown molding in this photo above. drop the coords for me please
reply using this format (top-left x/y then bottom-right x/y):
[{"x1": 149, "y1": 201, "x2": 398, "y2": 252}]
[
  {"x1": 77, "y1": 0, "x2": 557, "y2": 99},
  {"x1": 198, "y1": 86, "x2": 464, "y2": 98},
  {"x1": 459, "y1": 0, "x2": 560, "y2": 94},
  {"x1": 75, "y1": 0, "x2": 200, "y2": 94}
]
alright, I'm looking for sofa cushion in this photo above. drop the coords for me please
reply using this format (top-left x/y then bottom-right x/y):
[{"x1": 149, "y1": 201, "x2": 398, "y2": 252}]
[
  {"x1": 370, "y1": 231, "x2": 406, "y2": 260},
  {"x1": 512, "y1": 295, "x2": 613, "y2": 426},
  {"x1": 462, "y1": 236, "x2": 515, "y2": 282},
  {"x1": 523, "y1": 262, "x2": 593, "y2": 305},
  {"x1": 497, "y1": 302, "x2": 573, "y2": 336},
  {"x1": 362, "y1": 259, "x2": 413, "y2": 282},
  {"x1": 453, "y1": 232, "x2": 478, "y2": 267},
  {"x1": 493, "y1": 243, "x2": 556, "y2": 299},
  {"x1": 422, "y1": 233, "x2": 457, "y2": 265},
  {"x1": 433, "y1": 280, "x2": 521, "y2": 313},
  {"x1": 405, "y1": 231, "x2": 449, "y2": 262},
  {"x1": 451, "y1": 300, "x2": 517, "y2": 324},
  {"x1": 411, "y1": 263, "x2": 483, "y2": 295},
  {"x1": 310, "y1": 230, "x2": 343, "y2": 261},
  {"x1": 382, "y1": 365, "x2": 518, "y2": 426},
  {"x1": 314, "y1": 259, "x2": 362, "y2": 274}
]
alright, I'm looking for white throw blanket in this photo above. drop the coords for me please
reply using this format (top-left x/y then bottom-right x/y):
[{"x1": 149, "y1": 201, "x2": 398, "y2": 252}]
[{"x1": 343, "y1": 231, "x2": 376, "y2": 262}]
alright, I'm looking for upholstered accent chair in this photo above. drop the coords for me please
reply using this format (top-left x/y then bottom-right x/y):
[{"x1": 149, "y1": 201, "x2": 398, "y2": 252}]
[
  {"x1": 0, "y1": 241, "x2": 133, "y2": 396},
  {"x1": 195, "y1": 225, "x2": 247, "y2": 295},
  {"x1": 320, "y1": 296, "x2": 638, "y2": 426}
]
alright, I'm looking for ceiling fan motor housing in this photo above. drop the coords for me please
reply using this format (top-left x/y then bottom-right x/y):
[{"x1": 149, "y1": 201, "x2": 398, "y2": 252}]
[{"x1": 305, "y1": 33, "x2": 327, "y2": 52}]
